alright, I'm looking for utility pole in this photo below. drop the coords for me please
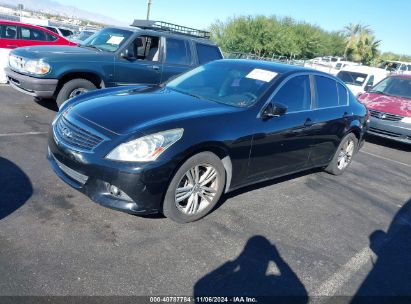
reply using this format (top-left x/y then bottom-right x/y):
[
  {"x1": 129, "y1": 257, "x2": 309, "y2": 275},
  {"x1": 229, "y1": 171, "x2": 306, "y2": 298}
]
[{"x1": 146, "y1": 0, "x2": 152, "y2": 20}]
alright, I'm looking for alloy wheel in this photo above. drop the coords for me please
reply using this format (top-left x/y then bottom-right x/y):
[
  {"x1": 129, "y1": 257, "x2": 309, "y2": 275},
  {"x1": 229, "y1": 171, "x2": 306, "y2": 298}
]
[
  {"x1": 175, "y1": 164, "x2": 219, "y2": 215},
  {"x1": 69, "y1": 88, "x2": 88, "y2": 99},
  {"x1": 337, "y1": 139, "x2": 355, "y2": 170}
]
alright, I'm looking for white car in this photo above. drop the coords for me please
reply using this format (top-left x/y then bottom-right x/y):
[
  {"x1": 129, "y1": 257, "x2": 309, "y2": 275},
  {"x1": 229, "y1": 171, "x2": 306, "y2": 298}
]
[
  {"x1": 379, "y1": 60, "x2": 411, "y2": 75},
  {"x1": 337, "y1": 65, "x2": 388, "y2": 96}
]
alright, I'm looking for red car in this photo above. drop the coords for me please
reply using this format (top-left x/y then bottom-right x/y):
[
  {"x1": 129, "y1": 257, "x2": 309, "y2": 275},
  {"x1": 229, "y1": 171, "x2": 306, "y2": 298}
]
[
  {"x1": 358, "y1": 74, "x2": 411, "y2": 144},
  {"x1": 0, "y1": 21, "x2": 76, "y2": 49}
]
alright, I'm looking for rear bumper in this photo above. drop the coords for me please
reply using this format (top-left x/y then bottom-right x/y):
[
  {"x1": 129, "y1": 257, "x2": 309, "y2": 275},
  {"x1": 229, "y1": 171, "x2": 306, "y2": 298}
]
[
  {"x1": 5, "y1": 67, "x2": 58, "y2": 98},
  {"x1": 368, "y1": 117, "x2": 411, "y2": 144}
]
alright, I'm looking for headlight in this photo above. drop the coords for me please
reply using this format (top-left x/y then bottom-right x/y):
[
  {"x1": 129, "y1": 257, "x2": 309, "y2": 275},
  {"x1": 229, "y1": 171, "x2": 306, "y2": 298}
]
[
  {"x1": 24, "y1": 60, "x2": 50, "y2": 75},
  {"x1": 401, "y1": 117, "x2": 411, "y2": 124},
  {"x1": 9, "y1": 55, "x2": 50, "y2": 75},
  {"x1": 106, "y1": 129, "x2": 184, "y2": 162}
]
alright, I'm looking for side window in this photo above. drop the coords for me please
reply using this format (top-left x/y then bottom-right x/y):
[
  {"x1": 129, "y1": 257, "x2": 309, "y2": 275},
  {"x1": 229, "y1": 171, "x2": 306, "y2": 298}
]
[
  {"x1": 0, "y1": 25, "x2": 17, "y2": 39},
  {"x1": 196, "y1": 43, "x2": 222, "y2": 65},
  {"x1": 165, "y1": 38, "x2": 191, "y2": 65},
  {"x1": 124, "y1": 36, "x2": 160, "y2": 62},
  {"x1": 337, "y1": 83, "x2": 348, "y2": 105},
  {"x1": 273, "y1": 75, "x2": 311, "y2": 112},
  {"x1": 46, "y1": 33, "x2": 57, "y2": 42},
  {"x1": 20, "y1": 27, "x2": 47, "y2": 41},
  {"x1": 315, "y1": 76, "x2": 339, "y2": 108}
]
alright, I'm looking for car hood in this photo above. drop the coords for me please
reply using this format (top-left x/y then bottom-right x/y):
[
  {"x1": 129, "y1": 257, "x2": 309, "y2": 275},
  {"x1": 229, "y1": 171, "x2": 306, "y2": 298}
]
[
  {"x1": 358, "y1": 92, "x2": 411, "y2": 117},
  {"x1": 11, "y1": 45, "x2": 111, "y2": 61},
  {"x1": 66, "y1": 87, "x2": 241, "y2": 135}
]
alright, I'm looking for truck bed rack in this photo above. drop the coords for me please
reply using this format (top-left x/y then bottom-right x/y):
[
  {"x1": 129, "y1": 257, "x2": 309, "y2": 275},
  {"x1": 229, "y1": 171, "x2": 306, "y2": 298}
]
[{"x1": 131, "y1": 20, "x2": 210, "y2": 39}]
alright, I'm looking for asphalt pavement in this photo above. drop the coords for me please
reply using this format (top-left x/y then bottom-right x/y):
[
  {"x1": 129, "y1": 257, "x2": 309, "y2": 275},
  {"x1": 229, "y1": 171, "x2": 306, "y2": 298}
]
[{"x1": 0, "y1": 84, "x2": 410, "y2": 302}]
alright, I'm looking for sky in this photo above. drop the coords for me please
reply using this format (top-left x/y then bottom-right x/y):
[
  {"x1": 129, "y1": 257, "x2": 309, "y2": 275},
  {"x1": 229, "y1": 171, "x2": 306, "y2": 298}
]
[{"x1": 55, "y1": 0, "x2": 411, "y2": 55}]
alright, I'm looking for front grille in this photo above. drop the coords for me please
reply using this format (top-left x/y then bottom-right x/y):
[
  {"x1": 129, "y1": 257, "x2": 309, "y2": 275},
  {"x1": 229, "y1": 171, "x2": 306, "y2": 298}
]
[
  {"x1": 369, "y1": 127, "x2": 402, "y2": 137},
  {"x1": 369, "y1": 109, "x2": 403, "y2": 122},
  {"x1": 52, "y1": 153, "x2": 88, "y2": 185},
  {"x1": 54, "y1": 115, "x2": 103, "y2": 151}
]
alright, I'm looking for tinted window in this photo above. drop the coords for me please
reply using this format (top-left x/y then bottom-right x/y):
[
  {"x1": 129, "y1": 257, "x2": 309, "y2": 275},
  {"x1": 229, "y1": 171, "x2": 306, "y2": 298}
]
[
  {"x1": 165, "y1": 38, "x2": 191, "y2": 65},
  {"x1": 196, "y1": 43, "x2": 222, "y2": 65},
  {"x1": 59, "y1": 28, "x2": 73, "y2": 37},
  {"x1": 0, "y1": 25, "x2": 17, "y2": 39},
  {"x1": 315, "y1": 76, "x2": 338, "y2": 108},
  {"x1": 44, "y1": 26, "x2": 58, "y2": 34},
  {"x1": 20, "y1": 27, "x2": 47, "y2": 41},
  {"x1": 337, "y1": 83, "x2": 348, "y2": 105},
  {"x1": 45, "y1": 32, "x2": 57, "y2": 42},
  {"x1": 273, "y1": 75, "x2": 311, "y2": 112}
]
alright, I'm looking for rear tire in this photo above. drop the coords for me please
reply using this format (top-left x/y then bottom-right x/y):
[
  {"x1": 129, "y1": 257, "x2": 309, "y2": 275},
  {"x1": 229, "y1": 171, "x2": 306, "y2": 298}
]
[
  {"x1": 56, "y1": 79, "x2": 97, "y2": 108},
  {"x1": 163, "y1": 152, "x2": 226, "y2": 223},
  {"x1": 325, "y1": 133, "x2": 358, "y2": 175}
]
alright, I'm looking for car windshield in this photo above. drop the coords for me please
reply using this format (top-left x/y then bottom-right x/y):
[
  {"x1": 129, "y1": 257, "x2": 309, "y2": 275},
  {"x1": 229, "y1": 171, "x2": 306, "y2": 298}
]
[
  {"x1": 82, "y1": 28, "x2": 132, "y2": 52},
  {"x1": 337, "y1": 71, "x2": 368, "y2": 86},
  {"x1": 166, "y1": 61, "x2": 278, "y2": 107},
  {"x1": 369, "y1": 77, "x2": 411, "y2": 99},
  {"x1": 76, "y1": 31, "x2": 95, "y2": 41}
]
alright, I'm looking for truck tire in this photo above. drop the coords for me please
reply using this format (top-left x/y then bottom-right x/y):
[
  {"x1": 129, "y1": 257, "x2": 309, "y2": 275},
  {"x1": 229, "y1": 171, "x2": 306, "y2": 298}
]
[{"x1": 56, "y1": 79, "x2": 97, "y2": 108}]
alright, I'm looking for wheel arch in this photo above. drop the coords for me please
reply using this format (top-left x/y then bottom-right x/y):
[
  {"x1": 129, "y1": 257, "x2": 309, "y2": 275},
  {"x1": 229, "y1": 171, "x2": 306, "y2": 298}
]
[{"x1": 55, "y1": 71, "x2": 105, "y2": 96}]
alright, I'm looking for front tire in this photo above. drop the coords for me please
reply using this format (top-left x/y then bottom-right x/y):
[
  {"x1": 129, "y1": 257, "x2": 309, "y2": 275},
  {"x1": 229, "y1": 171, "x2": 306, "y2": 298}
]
[
  {"x1": 56, "y1": 79, "x2": 97, "y2": 108},
  {"x1": 325, "y1": 133, "x2": 358, "y2": 175},
  {"x1": 163, "y1": 152, "x2": 226, "y2": 223}
]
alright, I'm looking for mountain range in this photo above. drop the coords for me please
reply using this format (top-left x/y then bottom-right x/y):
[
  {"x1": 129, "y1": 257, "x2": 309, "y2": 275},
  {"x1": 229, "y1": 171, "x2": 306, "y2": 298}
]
[{"x1": 0, "y1": 0, "x2": 125, "y2": 25}]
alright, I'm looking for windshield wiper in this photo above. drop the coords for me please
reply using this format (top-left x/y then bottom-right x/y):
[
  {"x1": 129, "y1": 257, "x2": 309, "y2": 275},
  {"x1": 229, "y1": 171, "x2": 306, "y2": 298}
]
[
  {"x1": 83, "y1": 44, "x2": 103, "y2": 52},
  {"x1": 168, "y1": 87, "x2": 204, "y2": 100}
]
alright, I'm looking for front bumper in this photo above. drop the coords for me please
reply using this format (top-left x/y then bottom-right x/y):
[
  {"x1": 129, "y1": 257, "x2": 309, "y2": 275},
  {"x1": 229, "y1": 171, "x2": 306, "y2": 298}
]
[
  {"x1": 47, "y1": 131, "x2": 173, "y2": 215},
  {"x1": 368, "y1": 117, "x2": 411, "y2": 144},
  {"x1": 5, "y1": 67, "x2": 58, "y2": 98}
]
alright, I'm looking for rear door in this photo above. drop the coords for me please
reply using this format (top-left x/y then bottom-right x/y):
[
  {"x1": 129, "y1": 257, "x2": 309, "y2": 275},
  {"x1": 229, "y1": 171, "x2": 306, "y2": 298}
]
[
  {"x1": 308, "y1": 75, "x2": 350, "y2": 166},
  {"x1": 17, "y1": 25, "x2": 58, "y2": 47},
  {"x1": 161, "y1": 37, "x2": 194, "y2": 83}
]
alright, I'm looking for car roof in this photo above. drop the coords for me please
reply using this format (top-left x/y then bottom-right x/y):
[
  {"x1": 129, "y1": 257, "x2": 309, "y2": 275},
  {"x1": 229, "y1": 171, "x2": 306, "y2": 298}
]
[
  {"x1": 216, "y1": 59, "x2": 327, "y2": 75},
  {"x1": 341, "y1": 65, "x2": 386, "y2": 74},
  {"x1": 0, "y1": 20, "x2": 62, "y2": 37},
  {"x1": 103, "y1": 26, "x2": 217, "y2": 45}
]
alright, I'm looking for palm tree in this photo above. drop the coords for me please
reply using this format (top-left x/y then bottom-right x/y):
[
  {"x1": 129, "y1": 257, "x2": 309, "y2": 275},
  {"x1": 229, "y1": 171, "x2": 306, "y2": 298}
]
[{"x1": 343, "y1": 23, "x2": 372, "y2": 60}]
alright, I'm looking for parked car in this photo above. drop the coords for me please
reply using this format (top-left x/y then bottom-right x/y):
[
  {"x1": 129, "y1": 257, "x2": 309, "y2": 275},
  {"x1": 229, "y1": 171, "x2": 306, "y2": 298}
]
[
  {"x1": 5, "y1": 20, "x2": 223, "y2": 107},
  {"x1": 0, "y1": 20, "x2": 75, "y2": 83},
  {"x1": 379, "y1": 60, "x2": 411, "y2": 75},
  {"x1": 337, "y1": 65, "x2": 387, "y2": 96},
  {"x1": 48, "y1": 59, "x2": 369, "y2": 223},
  {"x1": 69, "y1": 29, "x2": 97, "y2": 44},
  {"x1": 41, "y1": 26, "x2": 74, "y2": 38},
  {"x1": 358, "y1": 74, "x2": 411, "y2": 144}
]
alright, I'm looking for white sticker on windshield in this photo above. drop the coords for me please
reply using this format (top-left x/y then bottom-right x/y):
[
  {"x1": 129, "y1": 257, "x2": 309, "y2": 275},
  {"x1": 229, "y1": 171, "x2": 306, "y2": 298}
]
[
  {"x1": 107, "y1": 36, "x2": 124, "y2": 45},
  {"x1": 246, "y1": 69, "x2": 277, "y2": 82},
  {"x1": 356, "y1": 77, "x2": 365, "y2": 82}
]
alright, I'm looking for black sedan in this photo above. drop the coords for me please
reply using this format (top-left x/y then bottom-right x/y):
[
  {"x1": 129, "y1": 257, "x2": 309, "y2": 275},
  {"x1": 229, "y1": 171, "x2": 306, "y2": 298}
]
[{"x1": 48, "y1": 60, "x2": 369, "y2": 223}]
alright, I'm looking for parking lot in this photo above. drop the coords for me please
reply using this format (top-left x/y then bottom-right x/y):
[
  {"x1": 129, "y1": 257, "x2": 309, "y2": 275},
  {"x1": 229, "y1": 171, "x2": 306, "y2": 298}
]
[{"x1": 0, "y1": 84, "x2": 410, "y2": 300}]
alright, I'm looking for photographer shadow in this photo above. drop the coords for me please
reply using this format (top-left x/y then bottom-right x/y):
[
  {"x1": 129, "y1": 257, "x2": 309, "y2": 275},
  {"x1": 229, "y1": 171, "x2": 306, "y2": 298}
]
[
  {"x1": 194, "y1": 235, "x2": 307, "y2": 303},
  {"x1": 0, "y1": 157, "x2": 32, "y2": 220}
]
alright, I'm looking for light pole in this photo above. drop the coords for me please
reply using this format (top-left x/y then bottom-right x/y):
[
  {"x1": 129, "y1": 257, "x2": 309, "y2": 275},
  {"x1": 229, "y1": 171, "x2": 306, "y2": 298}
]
[{"x1": 146, "y1": 0, "x2": 152, "y2": 20}]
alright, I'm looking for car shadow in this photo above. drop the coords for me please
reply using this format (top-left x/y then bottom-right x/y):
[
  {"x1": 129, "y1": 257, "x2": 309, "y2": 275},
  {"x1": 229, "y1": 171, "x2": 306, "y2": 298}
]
[
  {"x1": 366, "y1": 134, "x2": 411, "y2": 152},
  {"x1": 0, "y1": 157, "x2": 33, "y2": 220},
  {"x1": 213, "y1": 168, "x2": 322, "y2": 214},
  {"x1": 351, "y1": 198, "x2": 411, "y2": 303},
  {"x1": 193, "y1": 235, "x2": 308, "y2": 303},
  {"x1": 34, "y1": 98, "x2": 58, "y2": 112}
]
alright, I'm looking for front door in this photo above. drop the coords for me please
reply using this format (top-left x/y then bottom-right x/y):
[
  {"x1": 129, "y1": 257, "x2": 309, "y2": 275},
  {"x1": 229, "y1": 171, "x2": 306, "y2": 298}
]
[
  {"x1": 248, "y1": 75, "x2": 316, "y2": 181},
  {"x1": 114, "y1": 35, "x2": 163, "y2": 86}
]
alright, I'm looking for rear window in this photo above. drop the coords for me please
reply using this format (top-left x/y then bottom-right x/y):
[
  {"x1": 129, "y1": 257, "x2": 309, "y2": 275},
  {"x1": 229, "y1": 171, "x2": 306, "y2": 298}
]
[
  {"x1": 196, "y1": 43, "x2": 222, "y2": 65},
  {"x1": 20, "y1": 26, "x2": 48, "y2": 41},
  {"x1": 337, "y1": 71, "x2": 367, "y2": 87},
  {"x1": 59, "y1": 28, "x2": 73, "y2": 37},
  {"x1": 44, "y1": 26, "x2": 58, "y2": 34},
  {"x1": 0, "y1": 25, "x2": 17, "y2": 39},
  {"x1": 165, "y1": 38, "x2": 191, "y2": 65},
  {"x1": 315, "y1": 76, "x2": 339, "y2": 108},
  {"x1": 337, "y1": 83, "x2": 348, "y2": 105}
]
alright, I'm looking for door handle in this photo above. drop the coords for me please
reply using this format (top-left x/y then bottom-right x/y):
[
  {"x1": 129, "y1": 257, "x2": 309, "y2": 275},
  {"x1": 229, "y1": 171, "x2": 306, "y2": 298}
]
[
  {"x1": 304, "y1": 118, "x2": 314, "y2": 127},
  {"x1": 150, "y1": 65, "x2": 160, "y2": 71}
]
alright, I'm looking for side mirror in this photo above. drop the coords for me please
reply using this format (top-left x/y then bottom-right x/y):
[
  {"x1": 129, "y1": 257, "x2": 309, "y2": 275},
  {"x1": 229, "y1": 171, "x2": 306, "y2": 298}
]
[
  {"x1": 121, "y1": 48, "x2": 136, "y2": 60},
  {"x1": 364, "y1": 84, "x2": 373, "y2": 92},
  {"x1": 262, "y1": 102, "x2": 287, "y2": 118}
]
